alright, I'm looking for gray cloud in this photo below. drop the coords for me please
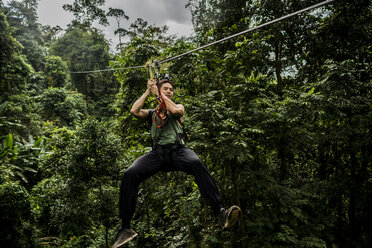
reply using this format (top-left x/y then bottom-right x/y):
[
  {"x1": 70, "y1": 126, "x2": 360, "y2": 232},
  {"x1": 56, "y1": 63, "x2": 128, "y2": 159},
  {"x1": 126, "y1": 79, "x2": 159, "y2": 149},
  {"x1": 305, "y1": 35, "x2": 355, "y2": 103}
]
[
  {"x1": 106, "y1": 0, "x2": 192, "y2": 31},
  {"x1": 106, "y1": 0, "x2": 191, "y2": 24},
  {"x1": 120, "y1": 0, "x2": 191, "y2": 25}
]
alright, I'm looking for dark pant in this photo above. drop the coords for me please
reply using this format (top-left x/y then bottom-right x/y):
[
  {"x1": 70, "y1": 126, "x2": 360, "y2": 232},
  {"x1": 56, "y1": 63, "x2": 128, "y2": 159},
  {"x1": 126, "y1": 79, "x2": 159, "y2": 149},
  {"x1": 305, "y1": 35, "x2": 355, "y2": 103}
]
[{"x1": 119, "y1": 145, "x2": 223, "y2": 227}]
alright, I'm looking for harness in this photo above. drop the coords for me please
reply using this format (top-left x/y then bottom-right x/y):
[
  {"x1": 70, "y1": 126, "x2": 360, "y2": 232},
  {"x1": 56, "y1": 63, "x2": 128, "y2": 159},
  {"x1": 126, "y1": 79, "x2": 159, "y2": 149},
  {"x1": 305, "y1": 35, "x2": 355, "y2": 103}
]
[{"x1": 150, "y1": 110, "x2": 187, "y2": 164}]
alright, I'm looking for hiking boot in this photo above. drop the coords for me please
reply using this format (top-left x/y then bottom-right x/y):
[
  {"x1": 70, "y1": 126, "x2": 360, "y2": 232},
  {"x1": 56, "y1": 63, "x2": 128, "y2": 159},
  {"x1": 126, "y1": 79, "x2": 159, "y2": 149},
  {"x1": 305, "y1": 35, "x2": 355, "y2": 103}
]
[
  {"x1": 219, "y1": 205, "x2": 241, "y2": 230},
  {"x1": 112, "y1": 228, "x2": 137, "y2": 248}
]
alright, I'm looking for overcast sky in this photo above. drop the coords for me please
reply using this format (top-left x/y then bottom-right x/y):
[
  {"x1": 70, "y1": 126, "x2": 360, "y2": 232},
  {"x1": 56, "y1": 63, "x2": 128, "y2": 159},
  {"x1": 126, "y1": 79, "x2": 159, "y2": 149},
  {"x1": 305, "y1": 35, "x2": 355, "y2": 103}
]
[{"x1": 5, "y1": 0, "x2": 195, "y2": 48}]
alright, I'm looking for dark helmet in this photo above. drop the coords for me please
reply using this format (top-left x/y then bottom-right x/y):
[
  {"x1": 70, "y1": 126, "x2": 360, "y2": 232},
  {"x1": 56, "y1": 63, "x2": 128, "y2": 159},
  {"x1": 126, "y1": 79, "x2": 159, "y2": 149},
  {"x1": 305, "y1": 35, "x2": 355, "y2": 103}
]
[{"x1": 159, "y1": 73, "x2": 174, "y2": 87}]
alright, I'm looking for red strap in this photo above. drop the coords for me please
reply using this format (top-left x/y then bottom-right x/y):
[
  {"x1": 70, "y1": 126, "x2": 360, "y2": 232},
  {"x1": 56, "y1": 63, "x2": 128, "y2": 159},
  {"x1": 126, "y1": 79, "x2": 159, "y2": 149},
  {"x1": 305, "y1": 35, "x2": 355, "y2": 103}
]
[{"x1": 154, "y1": 82, "x2": 167, "y2": 128}]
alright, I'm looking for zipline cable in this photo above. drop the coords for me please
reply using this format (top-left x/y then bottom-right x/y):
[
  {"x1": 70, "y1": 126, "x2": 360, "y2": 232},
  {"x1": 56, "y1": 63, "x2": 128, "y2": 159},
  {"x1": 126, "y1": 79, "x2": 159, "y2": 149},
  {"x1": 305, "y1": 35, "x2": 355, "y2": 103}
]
[
  {"x1": 69, "y1": 65, "x2": 143, "y2": 74},
  {"x1": 69, "y1": 0, "x2": 335, "y2": 74},
  {"x1": 159, "y1": 0, "x2": 335, "y2": 65}
]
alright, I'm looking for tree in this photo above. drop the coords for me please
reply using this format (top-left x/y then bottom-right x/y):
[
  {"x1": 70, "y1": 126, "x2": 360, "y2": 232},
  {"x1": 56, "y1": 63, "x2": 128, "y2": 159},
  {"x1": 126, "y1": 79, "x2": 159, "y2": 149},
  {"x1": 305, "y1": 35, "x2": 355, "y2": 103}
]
[
  {"x1": 43, "y1": 56, "x2": 69, "y2": 88},
  {"x1": 50, "y1": 25, "x2": 118, "y2": 117},
  {"x1": 3, "y1": 0, "x2": 46, "y2": 71},
  {"x1": 39, "y1": 87, "x2": 87, "y2": 127},
  {"x1": 41, "y1": 25, "x2": 63, "y2": 45},
  {"x1": 63, "y1": 0, "x2": 108, "y2": 29},
  {"x1": 126, "y1": 18, "x2": 172, "y2": 44},
  {"x1": 0, "y1": 8, "x2": 38, "y2": 138},
  {"x1": 0, "y1": 180, "x2": 32, "y2": 247},
  {"x1": 107, "y1": 7, "x2": 129, "y2": 51},
  {"x1": 303, "y1": 59, "x2": 372, "y2": 247},
  {"x1": 35, "y1": 118, "x2": 122, "y2": 247}
]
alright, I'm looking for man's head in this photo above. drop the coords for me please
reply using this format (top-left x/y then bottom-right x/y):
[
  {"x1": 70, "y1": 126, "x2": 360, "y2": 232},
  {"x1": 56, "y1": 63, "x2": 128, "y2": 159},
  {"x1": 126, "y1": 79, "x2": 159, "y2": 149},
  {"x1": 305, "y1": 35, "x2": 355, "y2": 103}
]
[{"x1": 159, "y1": 79, "x2": 174, "y2": 99}]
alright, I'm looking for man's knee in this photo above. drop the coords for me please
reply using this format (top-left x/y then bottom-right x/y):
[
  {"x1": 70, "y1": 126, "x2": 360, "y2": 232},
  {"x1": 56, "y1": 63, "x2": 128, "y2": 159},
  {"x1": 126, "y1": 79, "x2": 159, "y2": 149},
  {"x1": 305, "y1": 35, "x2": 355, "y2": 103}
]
[
  {"x1": 189, "y1": 157, "x2": 206, "y2": 172},
  {"x1": 191, "y1": 157, "x2": 203, "y2": 165},
  {"x1": 182, "y1": 148, "x2": 203, "y2": 164},
  {"x1": 122, "y1": 167, "x2": 138, "y2": 182}
]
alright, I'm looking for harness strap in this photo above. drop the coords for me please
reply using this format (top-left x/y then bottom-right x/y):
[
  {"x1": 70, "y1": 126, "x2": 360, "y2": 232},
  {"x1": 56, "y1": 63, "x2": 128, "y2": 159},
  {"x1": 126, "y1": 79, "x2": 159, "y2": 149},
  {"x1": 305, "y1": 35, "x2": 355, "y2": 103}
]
[
  {"x1": 154, "y1": 96, "x2": 167, "y2": 128},
  {"x1": 175, "y1": 118, "x2": 188, "y2": 143},
  {"x1": 152, "y1": 114, "x2": 168, "y2": 147},
  {"x1": 168, "y1": 118, "x2": 186, "y2": 144}
]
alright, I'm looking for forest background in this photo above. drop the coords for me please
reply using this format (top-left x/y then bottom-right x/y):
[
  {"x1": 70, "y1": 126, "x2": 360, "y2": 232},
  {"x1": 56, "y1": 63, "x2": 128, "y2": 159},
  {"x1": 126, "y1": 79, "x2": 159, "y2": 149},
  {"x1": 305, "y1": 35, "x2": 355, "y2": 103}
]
[{"x1": 0, "y1": 0, "x2": 371, "y2": 247}]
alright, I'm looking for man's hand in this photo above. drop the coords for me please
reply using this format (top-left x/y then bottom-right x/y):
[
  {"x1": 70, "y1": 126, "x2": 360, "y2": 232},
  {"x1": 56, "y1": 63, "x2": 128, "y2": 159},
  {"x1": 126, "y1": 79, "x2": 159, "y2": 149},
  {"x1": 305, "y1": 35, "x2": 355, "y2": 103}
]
[
  {"x1": 147, "y1": 79, "x2": 158, "y2": 96},
  {"x1": 145, "y1": 61, "x2": 151, "y2": 68}
]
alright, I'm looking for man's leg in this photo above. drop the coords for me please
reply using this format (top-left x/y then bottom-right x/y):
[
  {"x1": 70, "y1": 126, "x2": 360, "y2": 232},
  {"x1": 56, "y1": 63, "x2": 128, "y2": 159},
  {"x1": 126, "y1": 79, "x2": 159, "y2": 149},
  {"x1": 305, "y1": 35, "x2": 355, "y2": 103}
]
[
  {"x1": 119, "y1": 150, "x2": 163, "y2": 228},
  {"x1": 114, "y1": 150, "x2": 162, "y2": 248},
  {"x1": 172, "y1": 147, "x2": 223, "y2": 210},
  {"x1": 172, "y1": 147, "x2": 241, "y2": 229}
]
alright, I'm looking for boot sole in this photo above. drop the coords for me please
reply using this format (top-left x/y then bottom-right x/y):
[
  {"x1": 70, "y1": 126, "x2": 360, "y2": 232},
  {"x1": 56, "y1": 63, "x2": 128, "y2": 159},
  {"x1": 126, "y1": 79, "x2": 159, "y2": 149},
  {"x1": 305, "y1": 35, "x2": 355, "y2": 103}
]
[
  {"x1": 112, "y1": 232, "x2": 138, "y2": 248},
  {"x1": 224, "y1": 206, "x2": 241, "y2": 229}
]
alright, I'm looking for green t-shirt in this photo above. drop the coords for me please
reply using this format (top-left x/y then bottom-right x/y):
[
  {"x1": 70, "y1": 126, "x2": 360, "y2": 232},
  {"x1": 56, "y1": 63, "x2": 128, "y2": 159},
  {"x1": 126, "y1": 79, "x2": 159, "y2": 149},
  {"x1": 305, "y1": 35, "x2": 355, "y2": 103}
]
[{"x1": 149, "y1": 110, "x2": 185, "y2": 145}]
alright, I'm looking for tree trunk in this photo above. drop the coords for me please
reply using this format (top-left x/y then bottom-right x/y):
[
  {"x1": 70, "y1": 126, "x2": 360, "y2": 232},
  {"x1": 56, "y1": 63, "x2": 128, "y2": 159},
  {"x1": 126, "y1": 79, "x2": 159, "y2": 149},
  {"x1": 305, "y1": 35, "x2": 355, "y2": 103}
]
[
  {"x1": 274, "y1": 41, "x2": 283, "y2": 95},
  {"x1": 278, "y1": 124, "x2": 289, "y2": 181},
  {"x1": 105, "y1": 226, "x2": 109, "y2": 248}
]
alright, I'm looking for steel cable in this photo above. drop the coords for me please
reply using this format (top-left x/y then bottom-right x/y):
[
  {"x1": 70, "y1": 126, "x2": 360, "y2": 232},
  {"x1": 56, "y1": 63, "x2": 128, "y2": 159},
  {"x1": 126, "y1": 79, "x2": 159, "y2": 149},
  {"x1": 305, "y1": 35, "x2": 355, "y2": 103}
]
[{"x1": 68, "y1": 0, "x2": 335, "y2": 74}]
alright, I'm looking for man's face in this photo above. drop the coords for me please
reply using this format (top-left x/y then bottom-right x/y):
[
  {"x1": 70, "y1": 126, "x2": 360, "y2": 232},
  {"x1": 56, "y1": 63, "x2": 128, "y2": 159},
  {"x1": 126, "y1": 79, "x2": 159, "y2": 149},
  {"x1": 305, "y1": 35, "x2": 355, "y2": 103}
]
[{"x1": 160, "y1": 82, "x2": 174, "y2": 99}]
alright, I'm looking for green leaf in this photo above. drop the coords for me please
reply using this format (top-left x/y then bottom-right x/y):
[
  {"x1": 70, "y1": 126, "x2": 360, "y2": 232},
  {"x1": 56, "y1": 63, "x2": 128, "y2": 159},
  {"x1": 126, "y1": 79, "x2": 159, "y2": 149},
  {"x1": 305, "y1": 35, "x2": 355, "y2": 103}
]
[
  {"x1": 5, "y1": 133, "x2": 13, "y2": 151},
  {"x1": 0, "y1": 101, "x2": 9, "y2": 114}
]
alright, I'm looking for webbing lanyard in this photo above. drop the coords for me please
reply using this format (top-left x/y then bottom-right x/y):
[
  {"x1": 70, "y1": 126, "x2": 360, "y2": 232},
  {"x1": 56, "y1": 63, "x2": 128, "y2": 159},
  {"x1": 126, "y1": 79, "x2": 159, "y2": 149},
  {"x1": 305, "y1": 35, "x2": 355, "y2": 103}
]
[{"x1": 147, "y1": 60, "x2": 167, "y2": 128}]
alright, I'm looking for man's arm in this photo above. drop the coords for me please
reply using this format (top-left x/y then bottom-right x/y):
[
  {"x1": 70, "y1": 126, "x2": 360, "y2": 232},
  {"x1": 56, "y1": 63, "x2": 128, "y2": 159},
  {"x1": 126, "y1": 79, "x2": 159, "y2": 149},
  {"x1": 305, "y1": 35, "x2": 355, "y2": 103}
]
[
  {"x1": 130, "y1": 79, "x2": 157, "y2": 120},
  {"x1": 161, "y1": 93, "x2": 185, "y2": 118}
]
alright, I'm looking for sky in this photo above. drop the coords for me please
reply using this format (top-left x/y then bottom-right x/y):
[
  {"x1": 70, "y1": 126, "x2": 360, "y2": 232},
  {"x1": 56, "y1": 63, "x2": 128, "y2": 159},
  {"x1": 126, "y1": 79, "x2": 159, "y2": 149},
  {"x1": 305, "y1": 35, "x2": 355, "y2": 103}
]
[{"x1": 4, "y1": 0, "x2": 195, "y2": 48}]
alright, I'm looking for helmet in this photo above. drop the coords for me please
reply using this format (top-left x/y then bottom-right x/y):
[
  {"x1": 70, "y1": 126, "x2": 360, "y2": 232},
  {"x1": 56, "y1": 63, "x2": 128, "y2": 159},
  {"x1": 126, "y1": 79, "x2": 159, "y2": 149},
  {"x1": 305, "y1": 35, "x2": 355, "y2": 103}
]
[{"x1": 159, "y1": 73, "x2": 174, "y2": 87}]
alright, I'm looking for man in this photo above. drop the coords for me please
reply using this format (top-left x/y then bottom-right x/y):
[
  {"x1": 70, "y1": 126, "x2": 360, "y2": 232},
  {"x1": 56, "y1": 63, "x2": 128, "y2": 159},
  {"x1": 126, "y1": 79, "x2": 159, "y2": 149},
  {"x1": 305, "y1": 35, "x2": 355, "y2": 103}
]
[{"x1": 112, "y1": 74, "x2": 241, "y2": 248}]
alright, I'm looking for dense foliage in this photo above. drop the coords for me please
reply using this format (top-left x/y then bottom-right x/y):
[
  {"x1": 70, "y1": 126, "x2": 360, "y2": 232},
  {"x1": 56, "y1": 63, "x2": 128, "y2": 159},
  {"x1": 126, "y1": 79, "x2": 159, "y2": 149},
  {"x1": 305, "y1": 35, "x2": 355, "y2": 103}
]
[{"x1": 0, "y1": 0, "x2": 371, "y2": 247}]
